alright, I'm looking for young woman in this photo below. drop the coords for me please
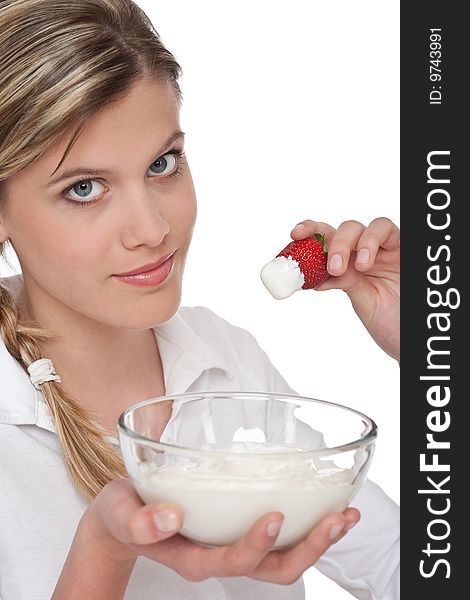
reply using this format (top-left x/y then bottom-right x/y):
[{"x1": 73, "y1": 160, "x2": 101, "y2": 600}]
[{"x1": 0, "y1": 1, "x2": 400, "y2": 598}]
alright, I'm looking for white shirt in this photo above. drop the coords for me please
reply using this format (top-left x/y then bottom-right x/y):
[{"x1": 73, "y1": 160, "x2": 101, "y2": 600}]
[{"x1": 0, "y1": 275, "x2": 399, "y2": 600}]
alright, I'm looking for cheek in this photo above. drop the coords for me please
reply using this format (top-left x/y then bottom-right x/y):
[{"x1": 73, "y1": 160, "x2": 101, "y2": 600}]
[
  {"x1": 177, "y1": 177, "x2": 197, "y2": 236},
  {"x1": 43, "y1": 225, "x2": 103, "y2": 270},
  {"x1": 8, "y1": 194, "x2": 87, "y2": 258},
  {"x1": 10, "y1": 210, "x2": 107, "y2": 288},
  {"x1": 54, "y1": 227, "x2": 109, "y2": 267},
  {"x1": 169, "y1": 180, "x2": 197, "y2": 237},
  {"x1": 178, "y1": 198, "x2": 197, "y2": 236}
]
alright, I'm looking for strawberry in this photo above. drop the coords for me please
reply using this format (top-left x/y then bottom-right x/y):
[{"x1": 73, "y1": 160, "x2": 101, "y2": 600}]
[
  {"x1": 276, "y1": 233, "x2": 329, "y2": 289},
  {"x1": 260, "y1": 233, "x2": 329, "y2": 299}
]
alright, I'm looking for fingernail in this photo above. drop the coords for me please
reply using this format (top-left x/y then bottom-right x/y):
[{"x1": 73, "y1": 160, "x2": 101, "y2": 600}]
[
  {"x1": 293, "y1": 223, "x2": 305, "y2": 230},
  {"x1": 345, "y1": 519, "x2": 358, "y2": 531},
  {"x1": 154, "y1": 509, "x2": 179, "y2": 533},
  {"x1": 356, "y1": 248, "x2": 370, "y2": 264},
  {"x1": 329, "y1": 254, "x2": 343, "y2": 271},
  {"x1": 329, "y1": 523, "x2": 344, "y2": 540},
  {"x1": 266, "y1": 520, "x2": 282, "y2": 537}
]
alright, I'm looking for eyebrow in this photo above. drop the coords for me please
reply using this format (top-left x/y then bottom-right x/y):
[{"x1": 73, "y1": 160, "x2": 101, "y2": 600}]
[{"x1": 46, "y1": 130, "x2": 185, "y2": 187}]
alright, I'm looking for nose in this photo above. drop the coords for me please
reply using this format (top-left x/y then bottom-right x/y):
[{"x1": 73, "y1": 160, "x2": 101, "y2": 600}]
[{"x1": 120, "y1": 186, "x2": 170, "y2": 249}]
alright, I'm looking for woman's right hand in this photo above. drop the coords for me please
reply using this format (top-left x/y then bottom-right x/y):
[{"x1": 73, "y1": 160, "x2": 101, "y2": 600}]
[{"x1": 84, "y1": 477, "x2": 360, "y2": 585}]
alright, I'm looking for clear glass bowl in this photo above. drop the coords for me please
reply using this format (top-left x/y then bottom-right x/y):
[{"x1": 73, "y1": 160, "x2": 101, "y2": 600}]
[{"x1": 118, "y1": 391, "x2": 377, "y2": 549}]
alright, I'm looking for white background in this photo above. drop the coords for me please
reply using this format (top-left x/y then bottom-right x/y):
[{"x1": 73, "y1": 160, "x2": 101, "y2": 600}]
[{"x1": 1, "y1": 1, "x2": 399, "y2": 597}]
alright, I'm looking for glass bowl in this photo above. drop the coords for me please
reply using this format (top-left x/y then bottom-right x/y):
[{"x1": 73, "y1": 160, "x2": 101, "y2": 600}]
[{"x1": 118, "y1": 391, "x2": 377, "y2": 549}]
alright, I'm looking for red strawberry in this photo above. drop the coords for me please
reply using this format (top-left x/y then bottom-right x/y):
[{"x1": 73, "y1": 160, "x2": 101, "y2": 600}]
[
  {"x1": 277, "y1": 233, "x2": 329, "y2": 289},
  {"x1": 260, "y1": 233, "x2": 329, "y2": 299}
]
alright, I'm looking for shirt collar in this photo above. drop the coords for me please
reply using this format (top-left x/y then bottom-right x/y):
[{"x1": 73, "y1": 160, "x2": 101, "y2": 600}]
[
  {"x1": 0, "y1": 285, "x2": 233, "y2": 432},
  {"x1": 0, "y1": 336, "x2": 44, "y2": 426},
  {"x1": 154, "y1": 308, "x2": 234, "y2": 395}
]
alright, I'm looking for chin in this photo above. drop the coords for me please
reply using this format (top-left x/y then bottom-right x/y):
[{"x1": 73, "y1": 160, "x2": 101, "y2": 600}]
[{"x1": 118, "y1": 292, "x2": 181, "y2": 331}]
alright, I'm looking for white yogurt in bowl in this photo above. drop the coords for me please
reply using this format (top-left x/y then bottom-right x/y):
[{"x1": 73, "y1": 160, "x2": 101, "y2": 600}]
[
  {"x1": 135, "y1": 445, "x2": 357, "y2": 547},
  {"x1": 118, "y1": 392, "x2": 376, "y2": 549}
]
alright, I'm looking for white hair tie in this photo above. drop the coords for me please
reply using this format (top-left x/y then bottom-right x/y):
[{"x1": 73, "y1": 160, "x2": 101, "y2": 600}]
[{"x1": 27, "y1": 358, "x2": 62, "y2": 390}]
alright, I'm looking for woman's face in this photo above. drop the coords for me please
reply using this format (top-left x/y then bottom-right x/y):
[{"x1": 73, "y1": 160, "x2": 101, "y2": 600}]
[{"x1": 0, "y1": 77, "x2": 197, "y2": 330}]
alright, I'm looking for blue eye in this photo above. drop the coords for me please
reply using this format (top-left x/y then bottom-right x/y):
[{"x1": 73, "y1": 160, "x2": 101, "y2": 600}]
[
  {"x1": 148, "y1": 152, "x2": 178, "y2": 176},
  {"x1": 61, "y1": 147, "x2": 186, "y2": 208},
  {"x1": 66, "y1": 179, "x2": 105, "y2": 203}
]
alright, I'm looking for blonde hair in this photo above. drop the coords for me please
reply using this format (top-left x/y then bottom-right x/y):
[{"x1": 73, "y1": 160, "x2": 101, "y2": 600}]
[{"x1": 0, "y1": 0, "x2": 183, "y2": 501}]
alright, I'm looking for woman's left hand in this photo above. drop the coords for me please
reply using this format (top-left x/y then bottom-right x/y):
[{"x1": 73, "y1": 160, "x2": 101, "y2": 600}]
[{"x1": 291, "y1": 217, "x2": 400, "y2": 362}]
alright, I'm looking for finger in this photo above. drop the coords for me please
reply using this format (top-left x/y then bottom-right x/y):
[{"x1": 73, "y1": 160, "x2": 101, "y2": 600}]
[
  {"x1": 329, "y1": 508, "x2": 361, "y2": 543},
  {"x1": 220, "y1": 512, "x2": 285, "y2": 576},
  {"x1": 290, "y1": 220, "x2": 336, "y2": 243},
  {"x1": 254, "y1": 509, "x2": 360, "y2": 585},
  {"x1": 326, "y1": 220, "x2": 366, "y2": 276},
  {"x1": 184, "y1": 512, "x2": 285, "y2": 581},
  {"x1": 255, "y1": 512, "x2": 346, "y2": 584},
  {"x1": 354, "y1": 217, "x2": 400, "y2": 271},
  {"x1": 98, "y1": 478, "x2": 184, "y2": 545},
  {"x1": 313, "y1": 266, "x2": 360, "y2": 293},
  {"x1": 135, "y1": 508, "x2": 360, "y2": 584}
]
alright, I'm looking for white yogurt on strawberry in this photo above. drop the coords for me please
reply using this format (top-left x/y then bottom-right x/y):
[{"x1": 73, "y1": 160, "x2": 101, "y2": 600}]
[
  {"x1": 135, "y1": 446, "x2": 356, "y2": 548},
  {"x1": 260, "y1": 255, "x2": 305, "y2": 299}
]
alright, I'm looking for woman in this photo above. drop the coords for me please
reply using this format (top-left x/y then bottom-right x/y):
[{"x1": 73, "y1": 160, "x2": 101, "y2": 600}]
[{"x1": 0, "y1": 1, "x2": 400, "y2": 598}]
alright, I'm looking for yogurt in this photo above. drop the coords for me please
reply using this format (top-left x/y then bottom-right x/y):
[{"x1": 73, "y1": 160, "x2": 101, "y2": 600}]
[
  {"x1": 260, "y1": 255, "x2": 305, "y2": 299},
  {"x1": 134, "y1": 445, "x2": 356, "y2": 548}
]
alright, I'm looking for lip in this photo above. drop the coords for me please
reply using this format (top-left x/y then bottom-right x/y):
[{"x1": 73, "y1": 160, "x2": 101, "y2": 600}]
[
  {"x1": 115, "y1": 251, "x2": 176, "y2": 276},
  {"x1": 113, "y1": 251, "x2": 176, "y2": 287}
]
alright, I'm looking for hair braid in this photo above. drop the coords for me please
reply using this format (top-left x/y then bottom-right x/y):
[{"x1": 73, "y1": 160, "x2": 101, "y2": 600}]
[{"x1": 0, "y1": 284, "x2": 127, "y2": 501}]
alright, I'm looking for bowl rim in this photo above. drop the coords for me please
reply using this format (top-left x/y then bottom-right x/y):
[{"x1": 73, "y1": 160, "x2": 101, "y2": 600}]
[{"x1": 117, "y1": 390, "x2": 377, "y2": 460}]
